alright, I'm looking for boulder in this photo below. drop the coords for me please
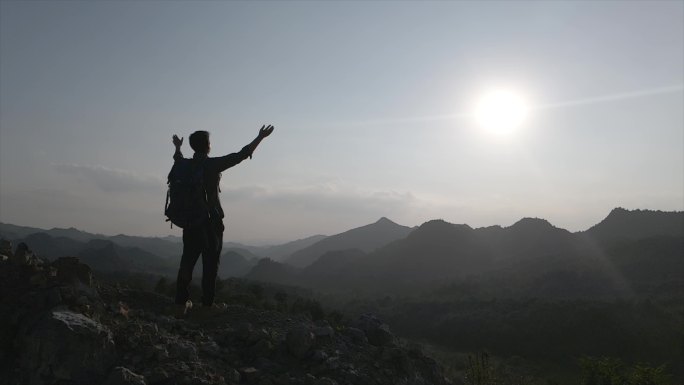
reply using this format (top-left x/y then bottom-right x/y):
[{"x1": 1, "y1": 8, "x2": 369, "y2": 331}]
[
  {"x1": 13, "y1": 242, "x2": 41, "y2": 266},
  {"x1": 168, "y1": 339, "x2": 199, "y2": 361},
  {"x1": 344, "y1": 327, "x2": 367, "y2": 344},
  {"x1": 224, "y1": 367, "x2": 241, "y2": 384},
  {"x1": 17, "y1": 309, "x2": 116, "y2": 385},
  {"x1": 286, "y1": 324, "x2": 314, "y2": 358},
  {"x1": 239, "y1": 367, "x2": 259, "y2": 384},
  {"x1": 312, "y1": 326, "x2": 334, "y2": 338},
  {"x1": 351, "y1": 314, "x2": 395, "y2": 347},
  {"x1": 0, "y1": 239, "x2": 12, "y2": 260},
  {"x1": 52, "y1": 256, "x2": 93, "y2": 286}
]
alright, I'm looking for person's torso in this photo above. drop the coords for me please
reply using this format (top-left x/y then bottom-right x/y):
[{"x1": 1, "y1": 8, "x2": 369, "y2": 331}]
[{"x1": 202, "y1": 166, "x2": 224, "y2": 219}]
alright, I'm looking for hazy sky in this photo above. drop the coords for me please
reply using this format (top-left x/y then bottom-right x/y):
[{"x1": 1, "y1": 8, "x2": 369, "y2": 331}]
[{"x1": 1, "y1": 1, "x2": 682, "y2": 244}]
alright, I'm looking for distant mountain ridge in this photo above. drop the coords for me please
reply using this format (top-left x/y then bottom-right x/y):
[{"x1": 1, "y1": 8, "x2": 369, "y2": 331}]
[
  {"x1": 260, "y1": 234, "x2": 329, "y2": 261},
  {"x1": 284, "y1": 217, "x2": 414, "y2": 268},
  {"x1": 0, "y1": 225, "x2": 261, "y2": 279},
  {"x1": 3, "y1": 208, "x2": 682, "y2": 293},
  {"x1": 245, "y1": 209, "x2": 684, "y2": 298},
  {"x1": 583, "y1": 207, "x2": 684, "y2": 243}
]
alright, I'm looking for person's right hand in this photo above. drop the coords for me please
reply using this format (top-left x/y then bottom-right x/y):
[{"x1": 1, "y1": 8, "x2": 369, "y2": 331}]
[
  {"x1": 258, "y1": 125, "x2": 274, "y2": 139},
  {"x1": 173, "y1": 135, "x2": 183, "y2": 147}
]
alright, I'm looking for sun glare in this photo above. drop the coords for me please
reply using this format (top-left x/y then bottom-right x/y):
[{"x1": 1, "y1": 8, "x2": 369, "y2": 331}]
[{"x1": 474, "y1": 89, "x2": 530, "y2": 135}]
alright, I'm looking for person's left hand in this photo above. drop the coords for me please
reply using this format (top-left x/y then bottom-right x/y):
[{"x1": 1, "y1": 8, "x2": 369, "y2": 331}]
[
  {"x1": 258, "y1": 125, "x2": 274, "y2": 139},
  {"x1": 173, "y1": 135, "x2": 183, "y2": 147}
]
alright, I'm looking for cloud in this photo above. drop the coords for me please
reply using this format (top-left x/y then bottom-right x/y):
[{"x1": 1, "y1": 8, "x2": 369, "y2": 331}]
[
  {"x1": 219, "y1": 182, "x2": 423, "y2": 218},
  {"x1": 52, "y1": 163, "x2": 163, "y2": 193}
]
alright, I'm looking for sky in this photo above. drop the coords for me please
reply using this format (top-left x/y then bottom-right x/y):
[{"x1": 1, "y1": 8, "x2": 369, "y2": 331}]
[{"x1": 1, "y1": 1, "x2": 682, "y2": 244}]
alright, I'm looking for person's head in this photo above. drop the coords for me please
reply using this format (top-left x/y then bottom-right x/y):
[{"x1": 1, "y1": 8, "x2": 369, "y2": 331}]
[{"x1": 189, "y1": 130, "x2": 210, "y2": 154}]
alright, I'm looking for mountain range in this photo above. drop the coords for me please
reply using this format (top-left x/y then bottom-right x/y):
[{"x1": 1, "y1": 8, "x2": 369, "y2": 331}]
[
  {"x1": 2, "y1": 208, "x2": 682, "y2": 298},
  {"x1": 246, "y1": 209, "x2": 684, "y2": 298},
  {"x1": 284, "y1": 217, "x2": 414, "y2": 267}
]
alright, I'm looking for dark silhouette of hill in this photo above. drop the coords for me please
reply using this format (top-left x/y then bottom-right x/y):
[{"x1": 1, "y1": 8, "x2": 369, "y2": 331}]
[
  {"x1": 245, "y1": 210, "x2": 684, "y2": 298},
  {"x1": 259, "y1": 234, "x2": 328, "y2": 261},
  {"x1": 108, "y1": 234, "x2": 181, "y2": 258},
  {"x1": 284, "y1": 217, "x2": 413, "y2": 268},
  {"x1": 583, "y1": 207, "x2": 684, "y2": 243},
  {"x1": 20, "y1": 232, "x2": 85, "y2": 260},
  {"x1": 301, "y1": 249, "x2": 367, "y2": 291},
  {"x1": 4, "y1": 208, "x2": 682, "y2": 298},
  {"x1": 2, "y1": 222, "x2": 110, "y2": 243},
  {"x1": 0, "y1": 231, "x2": 176, "y2": 276},
  {"x1": 77, "y1": 239, "x2": 133, "y2": 272},
  {"x1": 305, "y1": 249, "x2": 366, "y2": 275},
  {"x1": 77, "y1": 239, "x2": 176, "y2": 275},
  {"x1": 223, "y1": 241, "x2": 267, "y2": 257},
  {"x1": 0, "y1": 222, "x2": 181, "y2": 256},
  {"x1": 218, "y1": 250, "x2": 259, "y2": 278},
  {"x1": 41, "y1": 226, "x2": 102, "y2": 242},
  {"x1": 604, "y1": 235, "x2": 684, "y2": 284},
  {"x1": 161, "y1": 235, "x2": 182, "y2": 243},
  {"x1": 223, "y1": 247, "x2": 263, "y2": 262},
  {"x1": 245, "y1": 249, "x2": 368, "y2": 290},
  {"x1": 0, "y1": 222, "x2": 330, "y2": 270},
  {"x1": 245, "y1": 257, "x2": 301, "y2": 286},
  {"x1": 0, "y1": 223, "x2": 315, "y2": 281},
  {"x1": 356, "y1": 220, "x2": 492, "y2": 288},
  {"x1": 0, "y1": 222, "x2": 43, "y2": 240},
  {"x1": 7, "y1": 232, "x2": 262, "y2": 280}
]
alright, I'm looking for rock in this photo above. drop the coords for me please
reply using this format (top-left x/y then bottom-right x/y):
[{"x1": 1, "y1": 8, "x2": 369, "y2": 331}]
[
  {"x1": 224, "y1": 368, "x2": 241, "y2": 383},
  {"x1": 311, "y1": 349, "x2": 328, "y2": 363},
  {"x1": 312, "y1": 326, "x2": 334, "y2": 338},
  {"x1": 147, "y1": 343, "x2": 169, "y2": 361},
  {"x1": 254, "y1": 357, "x2": 281, "y2": 372},
  {"x1": 52, "y1": 257, "x2": 93, "y2": 286},
  {"x1": 305, "y1": 373, "x2": 317, "y2": 384},
  {"x1": 168, "y1": 339, "x2": 199, "y2": 361},
  {"x1": 249, "y1": 338, "x2": 274, "y2": 358},
  {"x1": 13, "y1": 242, "x2": 30, "y2": 261},
  {"x1": 0, "y1": 240, "x2": 454, "y2": 385},
  {"x1": 17, "y1": 309, "x2": 116, "y2": 385},
  {"x1": 343, "y1": 327, "x2": 368, "y2": 344},
  {"x1": 239, "y1": 367, "x2": 259, "y2": 384},
  {"x1": 326, "y1": 356, "x2": 341, "y2": 370},
  {"x1": 104, "y1": 367, "x2": 147, "y2": 385},
  {"x1": 286, "y1": 324, "x2": 314, "y2": 358},
  {"x1": 351, "y1": 314, "x2": 395, "y2": 346},
  {"x1": 199, "y1": 340, "x2": 221, "y2": 357},
  {"x1": 0, "y1": 239, "x2": 12, "y2": 256},
  {"x1": 13, "y1": 242, "x2": 36, "y2": 265},
  {"x1": 382, "y1": 347, "x2": 412, "y2": 373}
]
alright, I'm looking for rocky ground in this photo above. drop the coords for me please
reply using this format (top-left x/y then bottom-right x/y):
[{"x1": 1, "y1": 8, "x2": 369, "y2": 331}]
[{"x1": 0, "y1": 240, "x2": 452, "y2": 385}]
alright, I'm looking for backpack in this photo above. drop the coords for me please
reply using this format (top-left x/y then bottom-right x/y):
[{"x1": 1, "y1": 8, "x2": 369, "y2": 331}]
[{"x1": 164, "y1": 158, "x2": 209, "y2": 228}]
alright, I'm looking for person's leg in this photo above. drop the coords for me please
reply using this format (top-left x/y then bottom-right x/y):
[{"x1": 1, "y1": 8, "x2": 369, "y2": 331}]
[
  {"x1": 201, "y1": 219, "x2": 224, "y2": 306},
  {"x1": 175, "y1": 226, "x2": 206, "y2": 305}
]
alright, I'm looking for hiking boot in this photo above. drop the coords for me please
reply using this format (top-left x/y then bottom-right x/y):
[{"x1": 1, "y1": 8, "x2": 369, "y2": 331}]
[{"x1": 173, "y1": 300, "x2": 193, "y2": 319}]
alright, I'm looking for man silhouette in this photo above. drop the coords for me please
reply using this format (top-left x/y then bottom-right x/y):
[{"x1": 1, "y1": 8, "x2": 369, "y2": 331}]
[{"x1": 171, "y1": 125, "x2": 274, "y2": 316}]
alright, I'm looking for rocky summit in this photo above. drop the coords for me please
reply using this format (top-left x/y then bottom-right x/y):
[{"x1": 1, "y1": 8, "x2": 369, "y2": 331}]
[{"x1": 0, "y1": 241, "x2": 452, "y2": 385}]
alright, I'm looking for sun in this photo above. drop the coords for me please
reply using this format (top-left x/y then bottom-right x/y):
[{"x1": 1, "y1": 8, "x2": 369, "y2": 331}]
[{"x1": 474, "y1": 89, "x2": 530, "y2": 135}]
